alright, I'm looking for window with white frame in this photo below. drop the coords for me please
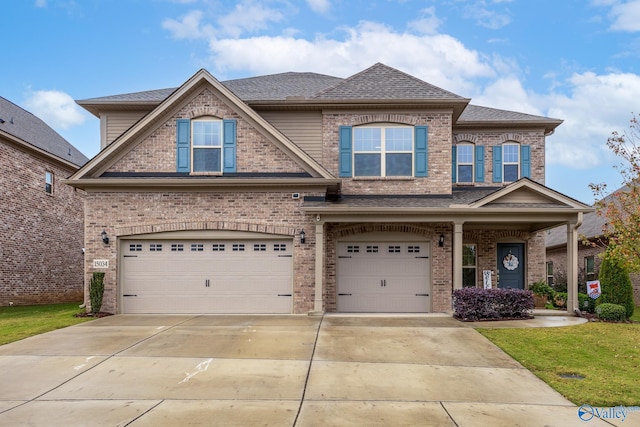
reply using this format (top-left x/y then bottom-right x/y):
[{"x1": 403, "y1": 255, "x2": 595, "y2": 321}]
[
  {"x1": 353, "y1": 125, "x2": 413, "y2": 177},
  {"x1": 546, "y1": 261, "x2": 554, "y2": 285},
  {"x1": 192, "y1": 117, "x2": 222, "y2": 172},
  {"x1": 503, "y1": 143, "x2": 520, "y2": 182},
  {"x1": 462, "y1": 244, "x2": 477, "y2": 288},
  {"x1": 456, "y1": 144, "x2": 474, "y2": 183},
  {"x1": 45, "y1": 171, "x2": 53, "y2": 194}
]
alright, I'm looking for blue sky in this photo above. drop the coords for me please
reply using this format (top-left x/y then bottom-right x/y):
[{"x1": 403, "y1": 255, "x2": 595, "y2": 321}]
[{"x1": 4, "y1": 0, "x2": 640, "y2": 203}]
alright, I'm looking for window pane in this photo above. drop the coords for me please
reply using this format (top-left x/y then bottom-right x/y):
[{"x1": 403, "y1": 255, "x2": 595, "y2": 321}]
[
  {"x1": 354, "y1": 128, "x2": 381, "y2": 152},
  {"x1": 193, "y1": 148, "x2": 221, "y2": 172},
  {"x1": 45, "y1": 171, "x2": 53, "y2": 194},
  {"x1": 462, "y1": 268, "x2": 476, "y2": 287},
  {"x1": 386, "y1": 153, "x2": 412, "y2": 176},
  {"x1": 354, "y1": 153, "x2": 381, "y2": 176},
  {"x1": 385, "y1": 128, "x2": 412, "y2": 151},
  {"x1": 457, "y1": 145, "x2": 474, "y2": 163},
  {"x1": 193, "y1": 121, "x2": 221, "y2": 146},
  {"x1": 463, "y1": 244, "x2": 476, "y2": 267},
  {"x1": 458, "y1": 165, "x2": 473, "y2": 182},
  {"x1": 504, "y1": 164, "x2": 518, "y2": 182},
  {"x1": 585, "y1": 256, "x2": 595, "y2": 274},
  {"x1": 503, "y1": 144, "x2": 519, "y2": 162}
]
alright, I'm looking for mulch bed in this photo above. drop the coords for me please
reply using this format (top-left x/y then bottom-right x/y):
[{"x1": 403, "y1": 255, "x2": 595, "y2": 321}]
[{"x1": 75, "y1": 311, "x2": 113, "y2": 318}]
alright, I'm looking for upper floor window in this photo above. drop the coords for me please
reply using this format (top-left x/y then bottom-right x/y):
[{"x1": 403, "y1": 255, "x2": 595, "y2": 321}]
[
  {"x1": 452, "y1": 143, "x2": 484, "y2": 184},
  {"x1": 339, "y1": 124, "x2": 428, "y2": 178},
  {"x1": 176, "y1": 117, "x2": 236, "y2": 174},
  {"x1": 45, "y1": 171, "x2": 53, "y2": 194},
  {"x1": 492, "y1": 142, "x2": 530, "y2": 183}
]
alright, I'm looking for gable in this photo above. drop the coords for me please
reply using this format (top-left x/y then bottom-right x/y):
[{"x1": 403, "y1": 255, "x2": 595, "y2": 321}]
[{"x1": 70, "y1": 69, "x2": 334, "y2": 181}]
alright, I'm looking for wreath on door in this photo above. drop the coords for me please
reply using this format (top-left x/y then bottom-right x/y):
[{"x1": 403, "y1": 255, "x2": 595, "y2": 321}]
[{"x1": 502, "y1": 253, "x2": 519, "y2": 271}]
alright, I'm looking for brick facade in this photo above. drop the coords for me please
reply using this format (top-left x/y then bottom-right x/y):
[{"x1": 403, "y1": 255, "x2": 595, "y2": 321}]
[{"x1": 0, "y1": 141, "x2": 84, "y2": 306}]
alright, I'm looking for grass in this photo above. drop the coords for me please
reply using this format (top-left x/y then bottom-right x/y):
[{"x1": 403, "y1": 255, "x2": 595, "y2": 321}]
[
  {"x1": 0, "y1": 303, "x2": 94, "y2": 346},
  {"x1": 479, "y1": 315, "x2": 640, "y2": 407}
]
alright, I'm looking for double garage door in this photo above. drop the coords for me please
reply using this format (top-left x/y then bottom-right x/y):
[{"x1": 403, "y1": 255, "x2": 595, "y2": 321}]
[
  {"x1": 121, "y1": 239, "x2": 293, "y2": 314},
  {"x1": 337, "y1": 241, "x2": 431, "y2": 312}
]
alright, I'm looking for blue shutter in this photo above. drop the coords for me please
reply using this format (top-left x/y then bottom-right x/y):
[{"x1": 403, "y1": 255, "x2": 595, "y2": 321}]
[
  {"x1": 520, "y1": 145, "x2": 530, "y2": 178},
  {"x1": 223, "y1": 119, "x2": 237, "y2": 173},
  {"x1": 451, "y1": 145, "x2": 457, "y2": 183},
  {"x1": 414, "y1": 125, "x2": 428, "y2": 177},
  {"x1": 475, "y1": 145, "x2": 485, "y2": 182},
  {"x1": 339, "y1": 126, "x2": 352, "y2": 177},
  {"x1": 492, "y1": 146, "x2": 502, "y2": 183},
  {"x1": 176, "y1": 119, "x2": 190, "y2": 173}
]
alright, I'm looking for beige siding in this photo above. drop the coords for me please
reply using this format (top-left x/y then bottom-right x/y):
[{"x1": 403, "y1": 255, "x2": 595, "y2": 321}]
[
  {"x1": 259, "y1": 111, "x2": 323, "y2": 161},
  {"x1": 102, "y1": 111, "x2": 148, "y2": 148}
]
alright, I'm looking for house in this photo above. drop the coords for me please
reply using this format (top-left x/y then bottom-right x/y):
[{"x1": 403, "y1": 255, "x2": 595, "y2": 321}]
[
  {"x1": 0, "y1": 96, "x2": 88, "y2": 306},
  {"x1": 65, "y1": 63, "x2": 592, "y2": 315},
  {"x1": 546, "y1": 187, "x2": 640, "y2": 305}
]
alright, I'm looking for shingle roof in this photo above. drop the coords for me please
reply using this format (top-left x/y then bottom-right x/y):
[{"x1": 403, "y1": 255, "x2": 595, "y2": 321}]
[
  {"x1": 0, "y1": 96, "x2": 88, "y2": 167},
  {"x1": 459, "y1": 104, "x2": 562, "y2": 123},
  {"x1": 311, "y1": 63, "x2": 466, "y2": 100}
]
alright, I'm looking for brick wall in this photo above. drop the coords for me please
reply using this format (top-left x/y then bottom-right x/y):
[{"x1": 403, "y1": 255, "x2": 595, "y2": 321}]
[
  {"x1": 84, "y1": 190, "x2": 321, "y2": 314},
  {"x1": 0, "y1": 140, "x2": 84, "y2": 306},
  {"x1": 322, "y1": 112, "x2": 453, "y2": 195},
  {"x1": 109, "y1": 88, "x2": 306, "y2": 174}
]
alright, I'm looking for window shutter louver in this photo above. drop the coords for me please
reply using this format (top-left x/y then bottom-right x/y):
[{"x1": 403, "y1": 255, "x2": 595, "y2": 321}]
[
  {"x1": 176, "y1": 119, "x2": 190, "y2": 173},
  {"x1": 475, "y1": 145, "x2": 485, "y2": 182},
  {"x1": 223, "y1": 119, "x2": 237, "y2": 173},
  {"x1": 339, "y1": 126, "x2": 353, "y2": 177},
  {"x1": 414, "y1": 125, "x2": 428, "y2": 177},
  {"x1": 492, "y1": 146, "x2": 502, "y2": 183},
  {"x1": 451, "y1": 145, "x2": 457, "y2": 183},
  {"x1": 520, "y1": 145, "x2": 531, "y2": 178}
]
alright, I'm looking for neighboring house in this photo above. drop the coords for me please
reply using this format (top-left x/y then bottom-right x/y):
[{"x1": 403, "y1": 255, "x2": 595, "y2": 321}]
[
  {"x1": 65, "y1": 63, "x2": 592, "y2": 315},
  {"x1": 546, "y1": 188, "x2": 640, "y2": 305},
  {"x1": 1, "y1": 96, "x2": 88, "y2": 306}
]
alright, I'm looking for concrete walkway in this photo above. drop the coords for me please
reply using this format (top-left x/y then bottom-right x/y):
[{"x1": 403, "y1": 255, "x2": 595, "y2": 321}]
[{"x1": 0, "y1": 314, "x2": 627, "y2": 426}]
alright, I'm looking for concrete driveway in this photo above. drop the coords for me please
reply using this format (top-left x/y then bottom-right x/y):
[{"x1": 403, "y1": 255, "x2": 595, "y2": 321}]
[{"x1": 0, "y1": 314, "x2": 621, "y2": 426}]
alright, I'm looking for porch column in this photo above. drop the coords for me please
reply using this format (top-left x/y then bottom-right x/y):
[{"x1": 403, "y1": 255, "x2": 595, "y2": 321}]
[
  {"x1": 311, "y1": 222, "x2": 325, "y2": 315},
  {"x1": 566, "y1": 213, "x2": 583, "y2": 313},
  {"x1": 452, "y1": 221, "x2": 464, "y2": 289}
]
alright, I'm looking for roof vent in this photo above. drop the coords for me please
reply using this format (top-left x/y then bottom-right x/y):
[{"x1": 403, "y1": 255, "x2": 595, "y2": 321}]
[
  {"x1": 0, "y1": 118, "x2": 4, "y2": 124},
  {"x1": 10, "y1": 117, "x2": 14, "y2": 124}
]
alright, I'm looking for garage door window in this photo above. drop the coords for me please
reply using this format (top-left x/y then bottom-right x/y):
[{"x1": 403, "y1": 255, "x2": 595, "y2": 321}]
[
  {"x1": 150, "y1": 244, "x2": 163, "y2": 252},
  {"x1": 212, "y1": 244, "x2": 225, "y2": 251},
  {"x1": 171, "y1": 244, "x2": 184, "y2": 252},
  {"x1": 191, "y1": 244, "x2": 204, "y2": 252}
]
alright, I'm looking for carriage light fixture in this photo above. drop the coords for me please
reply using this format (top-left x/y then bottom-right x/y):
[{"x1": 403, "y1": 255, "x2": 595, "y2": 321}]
[
  {"x1": 300, "y1": 229, "x2": 306, "y2": 244},
  {"x1": 101, "y1": 230, "x2": 110, "y2": 245},
  {"x1": 439, "y1": 233, "x2": 445, "y2": 247}
]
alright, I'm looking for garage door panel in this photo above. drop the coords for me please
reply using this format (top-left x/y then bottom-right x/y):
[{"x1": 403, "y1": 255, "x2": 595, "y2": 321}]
[
  {"x1": 338, "y1": 241, "x2": 431, "y2": 313},
  {"x1": 122, "y1": 239, "x2": 292, "y2": 314}
]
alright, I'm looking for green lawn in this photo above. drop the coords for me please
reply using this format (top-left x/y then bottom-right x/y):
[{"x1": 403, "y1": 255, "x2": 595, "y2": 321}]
[
  {"x1": 0, "y1": 303, "x2": 94, "y2": 346},
  {"x1": 479, "y1": 318, "x2": 640, "y2": 407}
]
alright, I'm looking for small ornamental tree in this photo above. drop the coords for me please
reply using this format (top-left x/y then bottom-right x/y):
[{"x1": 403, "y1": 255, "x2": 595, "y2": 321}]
[
  {"x1": 590, "y1": 113, "x2": 640, "y2": 273},
  {"x1": 597, "y1": 253, "x2": 634, "y2": 319},
  {"x1": 89, "y1": 272, "x2": 105, "y2": 315}
]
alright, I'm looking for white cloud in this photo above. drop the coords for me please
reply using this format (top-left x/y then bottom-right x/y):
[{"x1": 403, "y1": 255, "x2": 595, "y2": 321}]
[
  {"x1": 217, "y1": 1, "x2": 285, "y2": 38},
  {"x1": 34, "y1": 0, "x2": 47, "y2": 7},
  {"x1": 207, "y1": 21, "x2": 496, "y2": 95},
  {"x1": 162, "y1": 10, "x2": 213, "y2": 39},
  {"x1": 307, "y1": 0, "x2": 331, "y2": 14},
  {"x1": 408, "y1": 7, "x2": 442, "y2": 35},
  {"x1": 463, "y1": 1, "x2": 512, "y2": 29},
  {"x1": 543, "y1": 72, "x2": 640, "y2": 169},
  {"x1": 24, "y1": 90, "x2": 85, "y2": 130},
  {"x1": 606, "y1": 0, "x2": 640, "y2": 31}
]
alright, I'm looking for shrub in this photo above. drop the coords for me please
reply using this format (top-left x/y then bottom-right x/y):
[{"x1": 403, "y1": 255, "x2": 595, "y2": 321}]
[
  {"x1": 89, "y1": 272, "x2": 105, "y2": 315},
  {"x1": 530, "y1": 280, "x2": 555, "y2": 299},
  {"x1": 598, "y1": 255, "x2": 634, "y2": 319},
  {"x1": 596, "y1": 303, "x2": 627, "y2": 322},
  {"x1": 553, "y1": 292, "x2": 567, "y2": 309},
  {"x1": 453, "y1": 288, "x2": 534, "y2": 321},
  {"x1": 578, "y1": 293, "x2": 597, "y2": 313}
]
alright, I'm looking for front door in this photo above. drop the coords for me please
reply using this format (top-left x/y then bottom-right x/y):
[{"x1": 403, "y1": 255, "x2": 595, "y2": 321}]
[{"x1": 497, "y1": 243, "x2": 525, "y2": 289}]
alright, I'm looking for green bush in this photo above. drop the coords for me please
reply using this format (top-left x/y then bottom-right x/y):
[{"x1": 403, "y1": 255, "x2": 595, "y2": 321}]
[
  {"x1": 530, "y1": 280, "x2": 555, "y2": 299},
  {"x1": 89, "y1": 272, "x2": 105, "y2": 315},
  {"x1": 596, "y1": 303, "x2": 627, "y2": 321},
  {"x1": 578, "y1": 293, "x2": 597, "y2": 313},
  {"x1": 598, "y1": 255, "x2": 634, "y2": 319}
]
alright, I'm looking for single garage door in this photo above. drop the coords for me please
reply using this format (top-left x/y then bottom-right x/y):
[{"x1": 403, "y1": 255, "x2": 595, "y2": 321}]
[
  {"x1": 337, "y1": 241, "x2": 431, "y2": 312},
  {"x1": 121, "y1": 239, "x2": 293, "y2": 314}
]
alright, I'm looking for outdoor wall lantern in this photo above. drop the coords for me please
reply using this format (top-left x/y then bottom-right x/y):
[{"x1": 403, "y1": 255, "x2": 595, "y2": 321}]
[
  {"x1": 101, "y1": 230, "x2": 110, "y2": 245},
  {"x1": 438, "y1": 233, "x2": 445, "y2": 247},
  {"x1": 300, "y1": 229, "x2": 306, "y2": 244}
]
